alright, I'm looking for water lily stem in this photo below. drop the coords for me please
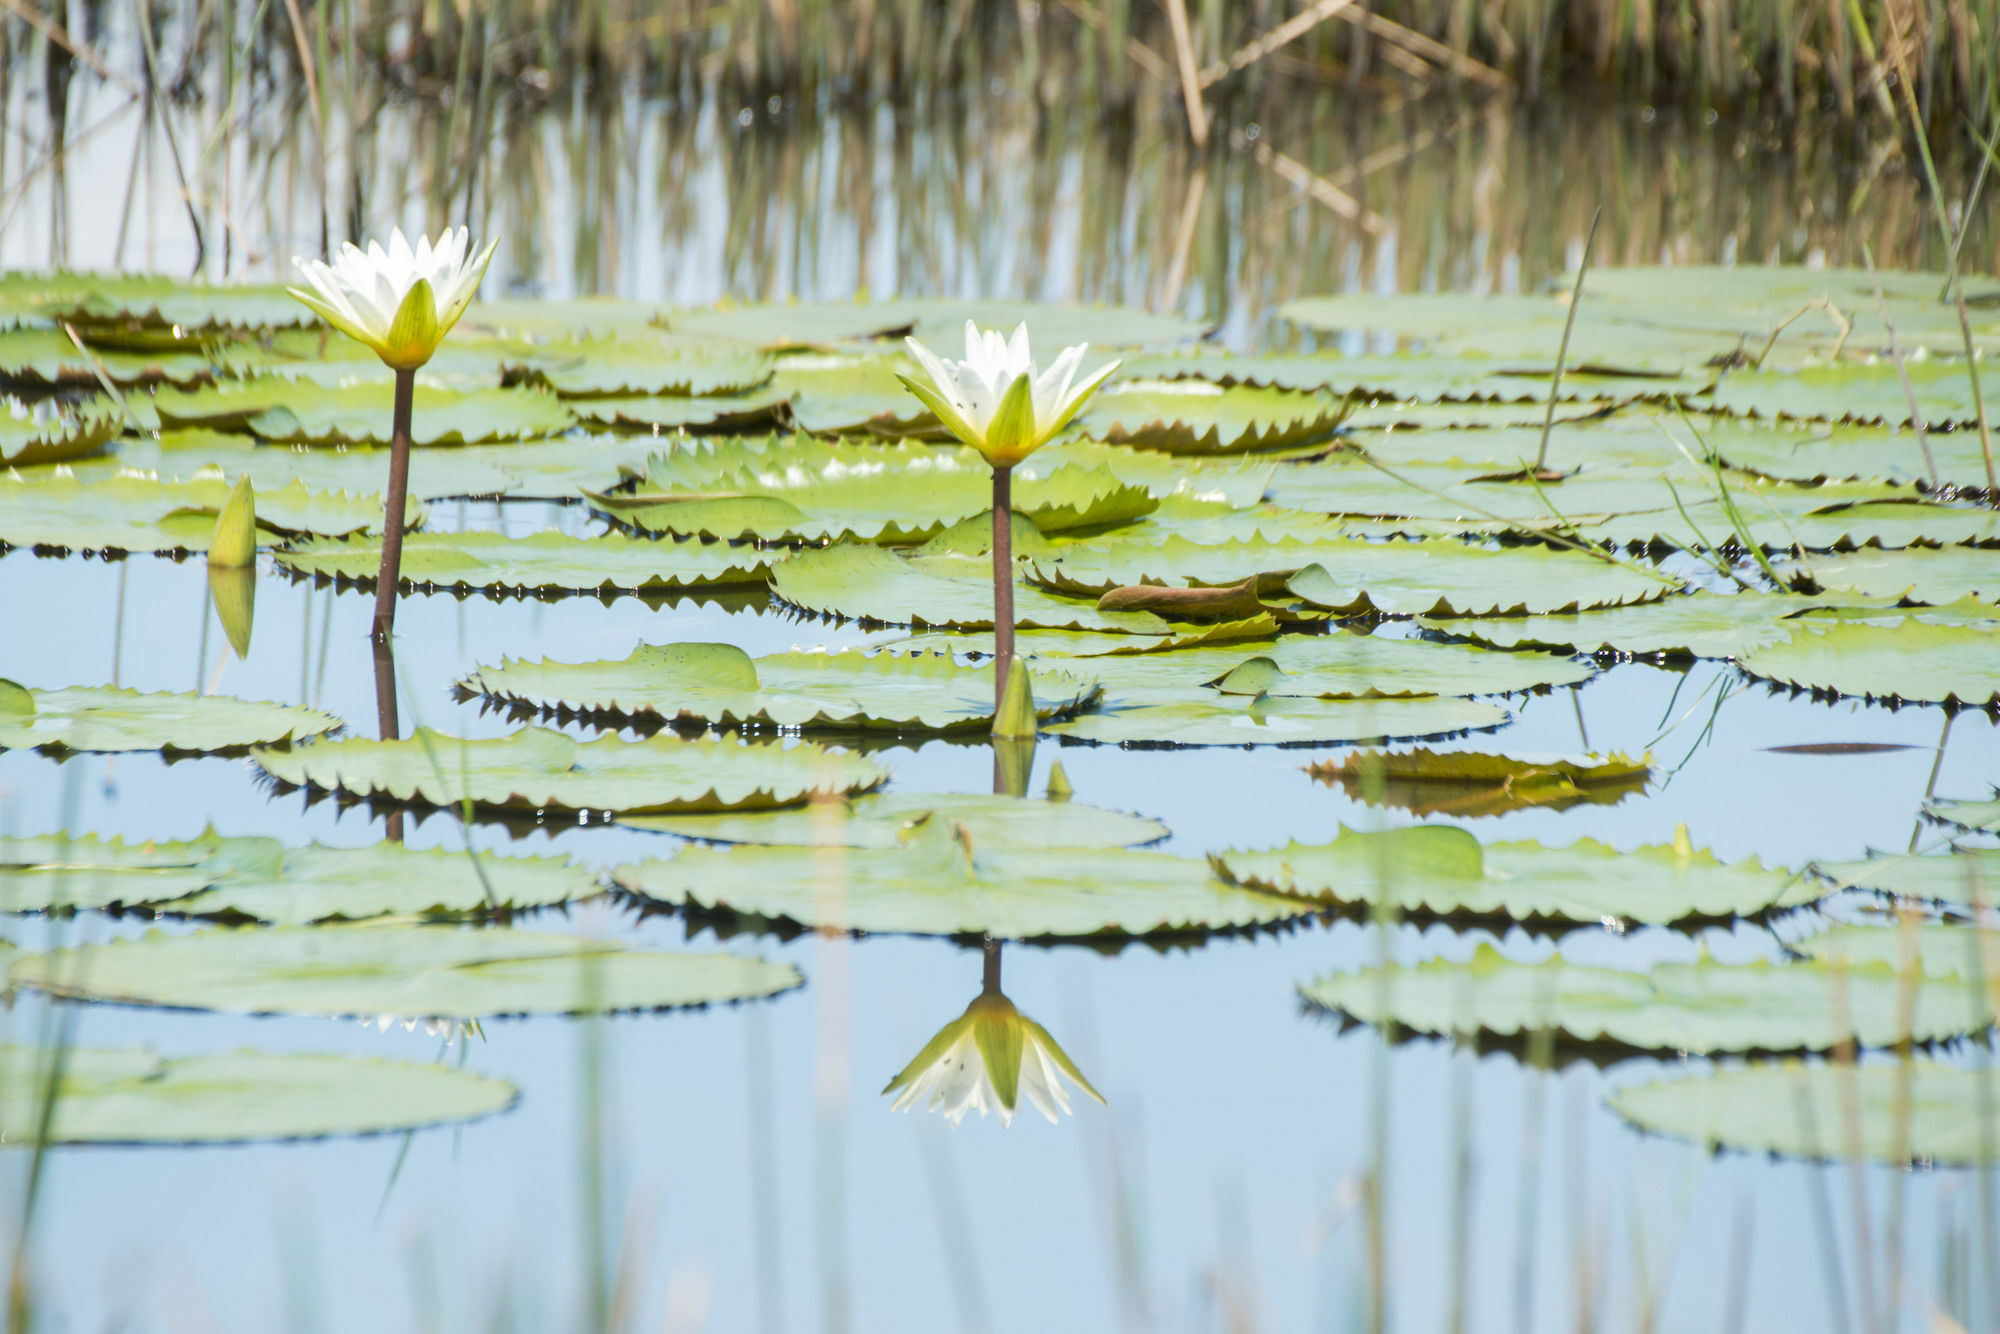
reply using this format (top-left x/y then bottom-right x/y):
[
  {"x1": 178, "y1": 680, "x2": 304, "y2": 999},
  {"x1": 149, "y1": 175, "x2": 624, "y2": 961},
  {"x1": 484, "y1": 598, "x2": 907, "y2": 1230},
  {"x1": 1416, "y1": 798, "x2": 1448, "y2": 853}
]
[
  {"x1": 372, "y1": 367, "x2": 417, "y2": 642},
  {"x1": 372, "y1": 634, "x2": 403, "y2": 843},
  {"x1": 982, "y1": 937, "x2": 1002, "y2": 995},
  {"x1": 991, "y1": 464, "x2": 1015, "y2": 714}
]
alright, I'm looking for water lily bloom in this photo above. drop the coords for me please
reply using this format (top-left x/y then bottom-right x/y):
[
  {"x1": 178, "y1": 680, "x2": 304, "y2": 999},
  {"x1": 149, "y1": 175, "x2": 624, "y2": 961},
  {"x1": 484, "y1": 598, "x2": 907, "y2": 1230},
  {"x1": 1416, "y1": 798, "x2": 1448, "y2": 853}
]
[
  {"x1": 285, "y1": 226, "x2": 496, "y2": 642},
  {"x1": 897, "y1": 322, "x2": 1118, "y2": 725},
  {"x1": 898, "y1": 321, "x2": 1118, "y2": 468},
  {"x1": 884, "y1": 989, "x2": 1103, "y2": 1127},
  {"x1": 287, "y1": 226, "x2": 497, "y2": 371}
]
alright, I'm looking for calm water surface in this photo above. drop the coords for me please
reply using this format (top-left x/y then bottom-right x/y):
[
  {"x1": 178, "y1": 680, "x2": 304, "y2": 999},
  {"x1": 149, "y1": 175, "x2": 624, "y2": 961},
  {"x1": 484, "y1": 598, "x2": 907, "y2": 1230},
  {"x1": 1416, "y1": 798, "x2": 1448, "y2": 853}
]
[{"x1": 1, "y1": 75, "x2": 1997, "y2": 1334}]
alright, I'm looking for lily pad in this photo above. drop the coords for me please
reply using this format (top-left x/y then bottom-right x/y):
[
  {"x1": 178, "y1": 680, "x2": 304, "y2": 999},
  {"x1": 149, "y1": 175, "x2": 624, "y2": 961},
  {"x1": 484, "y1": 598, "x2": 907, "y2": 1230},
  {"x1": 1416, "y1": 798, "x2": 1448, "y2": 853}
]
[
  {"x1": 1029, "y1": 536, "x2": 1672, "y2": 617},
  {"x1": 1305, "y1": 749, "x2": 1652, "y2": 817},
  {"x1": 1420, "y1": 591, "x2": 1834, "y2": 659},
  {"x1": 771, "y1": 542, "x2": 1169, "y2": 632},
  {"x1": 0, "y1": 829, "x2": 264, "y2": 911},
  {"x1": 1924, "y1": 797, "x2": 2000, "y2": 832},
  {"x1": 622, "y1": 791, "x2": 1167, "y2": 849},
  {"x1": 0, "y1": 682, "x2": 342, "y2": 753},
  {"x1": 252, "y1": 725, "x2": 887, "y2": 815},
  {"x1": 154, "y1": 378, "x2": 576, "y2": 445},
  {"x1": 595, "y1": 438, "x2": 1156, "y2": 542},
  {"x1": 0, "y1": 326, "x2": 212, "y2": 387},
  {"x1": 1791, "y1": 922, "x2": 2000, "y2": 981},
  {"x1": 1080, "y1": 379, "x2": 1349, "y2": 454},
  {"x1": 276, "y1": 530, "x2": 772, "y2": 596},
  {"x1": 0, "y1": 472, "x2": 417, "y2": 552},
  {"x1": 1301, "y1": 944, "x2": 1996, "y2": 1054},
  {"x1": 1222, "y1": 827, "x2": 1813, "y2": 925},
  {"x1": 0, "y1": 1047, "x2": 516, "y2": 1145},
  {"x1": 0, "y1": 393, "x2": 121, "y2": 465},
  {"x1": 1609, "y1": 1060, "x2": 2000, "y2": 1165},
  {"x1": 167, "y1": 843, "x2": 602, "y2": 924},
  {"x1": 1812, "y1": 850, "x2": 2000, "y2": 907},
  {"x1": 0, "y1": 272, "x2": 315, "y2": 333},
  {"x1": 1074, "y1": 632, "x2": 1594, "y2": 701},
  {"x1": 570, "y1": 384, "x2": 789, "y2": 432},
  {"x1": 8, "y1": 922, "x2": 803, "y2": 1018},
  {"x1": 769, "y1": 353, "x2": 937, "y2": 433},
  {"x1": 1738, "y1": 605, "x2": 2000, "y2": 704},
  {"x1": 504, "y1": 332, "x2": 773, "y2": 396},
  {"x1": 1707, "y1": 418, "x2": 1999, "y2": 490},
  {"x1": 615, "y1": 820, "x2": 1307, "y2": 939},
  {"x1": 1800, "y1": 547, "x2": 2000, "y2": 605},
  {"x1": 1710, "y1": 360, "x2": 1998, "y2": 429},
  {"x1": 1045, "y1": 694, "x2": 1509, "y2": 747},
  {"x1": 462, "y1": 642, "x2": 1099, "y2": 733}
]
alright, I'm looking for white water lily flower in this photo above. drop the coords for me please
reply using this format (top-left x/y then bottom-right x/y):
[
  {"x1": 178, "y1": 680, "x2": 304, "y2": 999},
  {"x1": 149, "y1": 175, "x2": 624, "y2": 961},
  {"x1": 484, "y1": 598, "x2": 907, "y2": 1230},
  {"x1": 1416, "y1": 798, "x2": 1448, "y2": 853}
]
[
  {"x1": 899, "y1": 321, "x2": 1119, "y2": 468},
  {"x1": 884, "y1": 991, "x2": 1104, "y2": 1127},
  {"x1": 288, "y1": 226, "x2": 498, "y2": 371}
]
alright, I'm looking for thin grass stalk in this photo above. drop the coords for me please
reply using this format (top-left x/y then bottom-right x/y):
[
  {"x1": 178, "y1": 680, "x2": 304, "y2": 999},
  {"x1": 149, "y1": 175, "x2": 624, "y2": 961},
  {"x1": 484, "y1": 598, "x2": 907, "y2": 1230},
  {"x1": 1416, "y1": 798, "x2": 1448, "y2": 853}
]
[{"x1": 1535, "y1": 206, "x2": 1600, "y2": 473}]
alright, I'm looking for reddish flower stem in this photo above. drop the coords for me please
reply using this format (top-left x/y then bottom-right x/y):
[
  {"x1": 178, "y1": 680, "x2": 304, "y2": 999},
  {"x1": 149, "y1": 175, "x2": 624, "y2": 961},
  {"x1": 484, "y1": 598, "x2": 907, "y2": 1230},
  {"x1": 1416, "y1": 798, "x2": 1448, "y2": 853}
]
[
  {"x1": 371, "y1": 367, "x2": 417, "y2": 643},
  {"x1": 990, "y1": 464, "x2": 1014, "y2": 715}
]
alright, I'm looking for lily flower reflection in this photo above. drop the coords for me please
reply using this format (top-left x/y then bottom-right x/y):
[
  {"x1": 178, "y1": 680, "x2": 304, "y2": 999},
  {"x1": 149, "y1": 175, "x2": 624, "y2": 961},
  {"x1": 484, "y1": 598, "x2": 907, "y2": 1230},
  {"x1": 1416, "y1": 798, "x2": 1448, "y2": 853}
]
[
  {"x1": 898, "y1": 321, "x2": 1117, "y2": 469},
  {"x1": 884, "y1": 986, "x2": 1103, "y2": 1128},
  {"x1": 287, "y1": 226, "x2": 497, "y2": 371}
]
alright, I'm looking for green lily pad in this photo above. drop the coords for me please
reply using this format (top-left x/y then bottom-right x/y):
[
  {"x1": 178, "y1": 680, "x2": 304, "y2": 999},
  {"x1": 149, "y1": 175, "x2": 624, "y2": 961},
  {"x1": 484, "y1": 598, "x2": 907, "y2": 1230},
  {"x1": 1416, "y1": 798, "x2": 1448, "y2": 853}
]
[
  {"x1": 275, "y1": 530, "x2": 771, "y2": 596},
  {"x1": 594, "y1": 438, "x2": 1156, "y2": 542},
  {"x1": 0, "y1": 471, "x2": 417, "y2": 553},
  {"x1": 504, "y1": 332, "x2": 773, "y2": 396},
  {"x1": 154, "y1": 378, "x2": 576, "y2": 445},
  {"x1": 252, "y1": 725, "x2": 887, "y2": 815},
  {"x1": 1419, "y1": 591, "x2": 1841, "y2": 659},
  {"x1": 1738, "y1": 604, "x2": 2000, "y2": 704},
  {"x1": 1045, "y1": 694, "x2": 1509, "y2": 747},
  {"x1": 1263, "y1": 455, "x2": 1697, "y2": 530},
  {"x1": 462, "y1": 642, "x2": 1099, "y2": 733},
  {"x1": 0, "y1": 1047, "x2": 516, "y2": 1145},
  {"x1": 1126, "y1": 350, "x2": 1684, "y2": 405},
  {"x1": 1707, "y1": 418, "x2": 1999, "y2": 489},
  {"x1": 1791, "y1": 922, "x2": 2000, "y2": 981},
  {"x1": 615, "y1": 820, "x2": 1306, "y2": 939},
  {"x1": 771, "y1": 353, "x2": 937, "y2": 433},
  {"x1": 1710, "y1": 360, "x2": 1998, "y2": 429},
  {"x1": 0, "y1": 829, "x2": 266, "y2": 910},
  {"x1": 661, "y1": 298, "x2": 1204, "y2": 352},
  {"x1": 0, "y1": 326, "x2": 213, "y2": 387},
  {"x1": 1222, "y1": 826, "x2": 1813, "y2": 925},
  {"x1": 9, "y1": 922, "x2": 803, "y2": 1018},
  {"x1": 1301, "y1": 944, "x2": 1996, "y2": 1054},
  {"x1": 1305, "y1": 748, "x2": 1652, "y2": 817},
  {"x1": 1799, "y1": 547, "x2": 2000, "y2": 605},
  {"x1": 570, "y1": 384, "x2": 789, "y2": 432},
  {"x1": 1031, "y1": 441, "x2": 1277, "y2": 507},
  {"x1": 166, "y1": 843, "x2": 601, "y2": 924},
  {"x1": 0, "y1": 272, "x2": 316, "y2": 333},
  {"x1": 1813, "y1": 850, "x2": 2000, "y2": 907},
  {"x1": 0, "y1": 682, "x2": 342, "y2": 753},
  {"x1": 622, "y1": 790, "x2": 1167, "y2": 848},
  {"x1": 662, "y1": 302, "x2": 925, "y2": 350},
  {"x1": 0, "y1": 393, "x2": 121, "y2": 465},
  {"x1": 1080, "y1": 379, "x2": 1349, "y2": 454},
  {"x1": 209, "y1": 328, "x2": 518, "y2": 388},
  {"x1": 82, "y1": 429, "x2": 662, "y2": 502},
  {"x1": 1350, "y1": 422, "x2": 1692, "y2": 473},
  {"x1": 1029, "y1": 535, "x2": 1672, "y2": 617},
  {"x1": 1924, "y1": 797, "x2": 2000, "y2": 832},
  {"x1": 772, "y1": 542, "x2": 1169, "y2": 632},
  {"x1": 1609, "y1": 1060, "x2": 2000, "y2": 1165}
]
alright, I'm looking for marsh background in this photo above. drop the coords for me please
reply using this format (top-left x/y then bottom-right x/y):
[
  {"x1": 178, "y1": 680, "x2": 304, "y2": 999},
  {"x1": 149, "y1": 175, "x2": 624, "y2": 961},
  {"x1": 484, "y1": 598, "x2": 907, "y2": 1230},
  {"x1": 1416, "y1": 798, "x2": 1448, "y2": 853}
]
[{"x1": 2, "y1": 2, "x2": 2000, "y2": 1332}]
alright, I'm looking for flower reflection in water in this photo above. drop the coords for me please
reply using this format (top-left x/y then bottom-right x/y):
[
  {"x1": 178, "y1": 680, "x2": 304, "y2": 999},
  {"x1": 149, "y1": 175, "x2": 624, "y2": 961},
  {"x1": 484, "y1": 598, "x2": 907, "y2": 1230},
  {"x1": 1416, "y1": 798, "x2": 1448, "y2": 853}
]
[{"x1": 883, "y1": 942, "x2": 1103, "y2": 1128}]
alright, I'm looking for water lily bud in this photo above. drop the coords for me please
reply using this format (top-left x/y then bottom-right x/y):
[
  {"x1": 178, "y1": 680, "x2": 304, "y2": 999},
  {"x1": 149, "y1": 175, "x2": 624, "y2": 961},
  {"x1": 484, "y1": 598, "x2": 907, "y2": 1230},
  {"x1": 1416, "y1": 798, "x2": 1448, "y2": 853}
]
[
  {"x1": 1045, "y1": 760, "x2": 1073, "y2": 802},
  {"x1": 207, "y1": 476, "x2": 258, "y2": 568},
  {"x1": 991, "y1": 659, "x2": 1037, "y2": 739},
  {"x1": 208, "y1": 564, "x2": 257, "y2": 659}
]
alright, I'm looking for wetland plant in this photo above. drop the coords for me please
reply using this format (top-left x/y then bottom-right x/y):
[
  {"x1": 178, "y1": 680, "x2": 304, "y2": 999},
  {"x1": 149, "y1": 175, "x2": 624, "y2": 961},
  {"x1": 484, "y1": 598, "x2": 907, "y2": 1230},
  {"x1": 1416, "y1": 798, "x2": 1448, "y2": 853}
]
[
  {"x1": 286, "y1": 227, "x2": 498, "y2": 640},
  {"x1": 898, "y1": 322, "x2": 1118, "y2": 723}
]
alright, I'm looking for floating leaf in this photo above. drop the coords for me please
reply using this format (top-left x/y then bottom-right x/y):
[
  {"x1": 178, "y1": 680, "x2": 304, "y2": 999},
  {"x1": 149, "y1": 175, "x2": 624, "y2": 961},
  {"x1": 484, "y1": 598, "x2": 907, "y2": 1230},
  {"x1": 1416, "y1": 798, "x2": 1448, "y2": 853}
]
[
  {"x1": 772, "y1": 542, "x2": 1169, "y2": 632},
  {"x1": 0, "y1": 472, "x2": 416, "y2": 553},
  {"x1": 1071, "y1": 631, "x2": 1594, "y2": 701},
  {"x1": 1080, "y1": 379, "x2": 1349, "y2": 454},
  {"x1": 166, "y1": 843, "x2": 602, "y2": 924},
  {"x1": 570, "y1": 384, "x2": 788, "y2": 432},
  {"x1": 1790, "y1": 922, "x2": 2000, "y2": 980},
  {"x1": 252, "y1": 725, "x2": 886, "y2": 814},
  {"x1": 1609, "y1": 1060, "x2": 2000, "y2": 1165},
  {"x1": 662, "y1": 302, "x2": 924, "y2": 350},
  {"x1": 1924, "y1": 796, "x2": 2000, "y2": 832},
  {"x1": 622, "y1": 790, "x2": 1166, "y2": 849},
  {"x1": 1030, "y1": 535, "x2": 1672, "y2": 617},
  {"x1": 595, "y1": 438, "x2": 1156, "y2": 542},
  {"x1": 276, "y1": 530, "x2": 771, "y2": 596},
  {"x1": 463, "y1": 643, "x2": 1098, "y2": 733},
  {"x1": 504, "y1": 332, "x2": 773, "y2": 396},
  {"x1": 0, "y1": 272, "x2": 316, "y2": 332},
  {"x1": 1738, "y1": 604, "x2": 2000, "y2": 704},
  {"x1": 1420, "y1": 591, "x2": 1838, "y2": 659},
  {"x1": 772, "y1": 353, "x2": 937, "y2": 433},
  {"x1": 1800, "y1": 546, "x2": 2000, "y2": 605},
  {"x1": 1707, "y1": 418, "x2": 1997, "y2": 489},
  {"x1": 0, "y1": 829, "x2": 263, "y2": 911},
  {"x1": 1710, "y1": 360, "x2": 1997, "y2": 429},
  {"x1": 0, "y1": 683, "x2": 342, "y2": 753},
  {"x1": 1301, "y1": 944, "x2": 1995, "y2": 1054},
  {"x1": 1046, "y1": 695, "x2": 1509, "y2": 747},
  {"x1": 1223, "y1": 827, "x2": 1811, "y2": 925},
  {"x1": 1306, "y1": 748, "x2": 1652, "y2": 817},
  {"x1": 0, "y1": 393, "x2": 121, "y2": 465},
  {"x1": 615, "y1": 821, "x2": 1306, "y2": 939},
  {"x1": 0, "y1": 326, "x2": 212, "y2": 386},
  {"x1": 1812, "y1": 850, "x2": 2000, "y2": 907},
  {"x1": 661, "y1": 298, "x2": 1205, "y2": 351},
  {"x1": 9, "y1": 922, "x2": 803, "y2": 1018},
  {"x1": 154, "y1": 378, "x2": 576, "y2": 445},
  {"x1": 1126, "y1": 350, "x2": 1684, "y2": 404},
  {"x1": 0, "y1": 1047, "x2": 515, "y2": 1145}
]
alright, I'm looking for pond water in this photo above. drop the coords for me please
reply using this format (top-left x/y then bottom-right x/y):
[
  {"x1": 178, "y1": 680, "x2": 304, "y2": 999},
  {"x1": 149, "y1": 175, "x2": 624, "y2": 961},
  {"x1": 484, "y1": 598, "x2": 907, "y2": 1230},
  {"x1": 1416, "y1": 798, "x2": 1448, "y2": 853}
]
[{"x1": 3, "y1": 72, "x2": 2000, "y2": 1334}]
